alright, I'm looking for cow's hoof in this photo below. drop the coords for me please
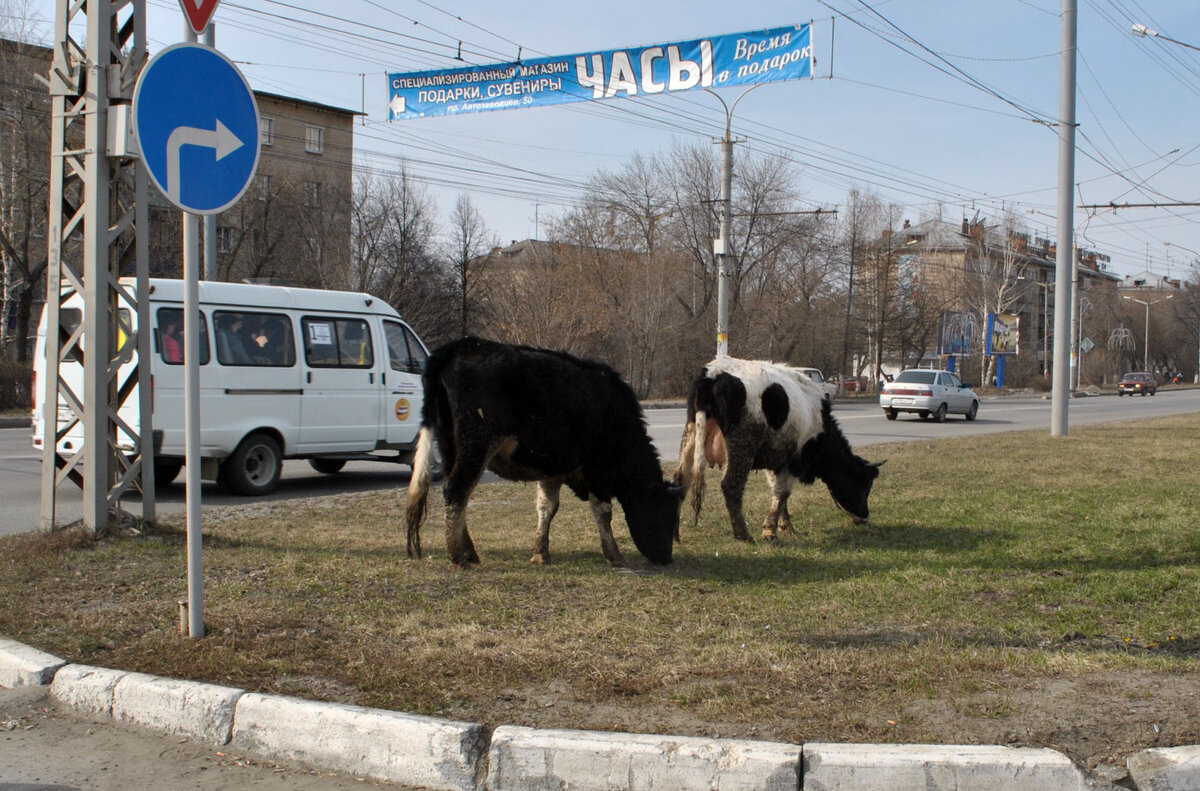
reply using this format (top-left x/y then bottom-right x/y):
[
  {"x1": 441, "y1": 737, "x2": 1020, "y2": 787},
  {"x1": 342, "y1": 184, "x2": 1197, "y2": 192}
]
[
  {"x1": 529, "y1": 553, "x2": 549, "y2": 565},
  {"x1": 760, "y1": 530, "x2": 778, "y2": 542}
]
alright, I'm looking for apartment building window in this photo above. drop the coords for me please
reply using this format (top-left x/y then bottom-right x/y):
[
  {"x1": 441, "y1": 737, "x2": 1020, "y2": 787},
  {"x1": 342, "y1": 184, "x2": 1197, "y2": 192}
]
[
  {"x1": 216, "y1": 226, "x2": 235, "y2": 254},
  {"x1": 258, "y1": 174, "x2": 271, "y2": 201},
  {"x1": 304, "y1": 181, "x2": 321, "y2": 208},
  {"x1": 259, "y1": 116, "x2": 275, "y2": 146},
  {"x1": 304, "y1": 124, "x2": 324, "y2": 154}
]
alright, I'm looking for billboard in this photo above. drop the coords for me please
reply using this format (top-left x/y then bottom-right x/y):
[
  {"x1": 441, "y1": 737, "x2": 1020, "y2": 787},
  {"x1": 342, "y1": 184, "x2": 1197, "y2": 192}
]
[
  {"x1": 986, "y1": 313, "x2": 1020, "y2": 355},
  {"x1": 937, "y1": 311, "x2": 975, "y2": 356},
  {"x1": 388, "y1": 23, "x2": 813, "y2": 120}
]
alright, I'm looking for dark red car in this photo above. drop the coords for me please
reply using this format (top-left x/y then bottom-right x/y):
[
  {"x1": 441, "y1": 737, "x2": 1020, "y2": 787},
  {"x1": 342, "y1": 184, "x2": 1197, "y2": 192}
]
[{"x1": 1117, "y1": 372, "x2": 1157, "y2": 396}]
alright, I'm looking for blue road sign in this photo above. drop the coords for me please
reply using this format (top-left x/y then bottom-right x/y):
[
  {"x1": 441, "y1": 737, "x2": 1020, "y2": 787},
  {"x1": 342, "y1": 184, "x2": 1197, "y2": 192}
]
[{"x1": 133, "y1": 43, "x2": 260, "y2": 215}]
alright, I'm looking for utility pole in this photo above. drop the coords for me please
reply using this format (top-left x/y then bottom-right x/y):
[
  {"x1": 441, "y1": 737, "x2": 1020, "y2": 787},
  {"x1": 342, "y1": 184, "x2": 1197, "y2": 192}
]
[
  {"x1": 708, "y1": 85, "x2": 760, "y2": 358},
  {"x1": 1051, "y1": 0, "x2": 1077, "y2": 436},
  {"x1": 715, "y1": 126, "x2": 734, "y2": 357},
  {"x1": 41, "y1": 0, "x2": 154, "y2": 532}
]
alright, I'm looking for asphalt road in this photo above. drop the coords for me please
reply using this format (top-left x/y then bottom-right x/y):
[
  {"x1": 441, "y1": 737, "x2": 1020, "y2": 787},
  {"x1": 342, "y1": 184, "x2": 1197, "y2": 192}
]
[{"x1": 5, "y1": 387, "x2": 1200, "y2": 538}]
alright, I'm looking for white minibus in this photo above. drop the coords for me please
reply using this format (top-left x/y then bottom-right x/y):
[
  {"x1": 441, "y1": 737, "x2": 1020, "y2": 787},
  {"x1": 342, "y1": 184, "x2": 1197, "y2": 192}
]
[{"x1": 33, "y1": 278, "x2": 432, "y2": 495}]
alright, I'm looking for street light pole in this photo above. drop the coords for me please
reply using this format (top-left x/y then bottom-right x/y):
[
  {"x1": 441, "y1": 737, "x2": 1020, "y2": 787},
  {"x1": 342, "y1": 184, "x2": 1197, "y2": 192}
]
[
  {"x1": 1123, "y1": 294, "x2": 1173, "y2": 372},
  {"x1": 1129, "y1": 28, "x2": 1200, "y2": 381},
  {"x1": 1019, "y1": 276, "x2": 1052, "y2": 376},
  {"x1": 1131, "y1": 23, "x2": 1200, "y2": 52},
  {"x1": 1165, "y1": 241, "x2": 1200, "y2": 383}
]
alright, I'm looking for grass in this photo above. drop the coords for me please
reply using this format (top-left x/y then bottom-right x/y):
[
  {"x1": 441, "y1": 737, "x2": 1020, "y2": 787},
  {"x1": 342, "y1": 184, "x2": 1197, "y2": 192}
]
[{"x1": 3, "y1": 413, "x2": 1200, "y2": 769}]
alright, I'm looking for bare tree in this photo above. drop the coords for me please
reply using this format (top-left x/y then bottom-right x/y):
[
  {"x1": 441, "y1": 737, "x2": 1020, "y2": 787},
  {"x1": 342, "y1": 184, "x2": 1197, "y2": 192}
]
[
  {"x1": 0, "y1": 14, "x2": 51, "y2": 361},
  {"x1": 479, "y1": 241, "x2": 602, "y2": 353},
  {"x1": 963, "y1": 210, "x2": 1029, "y2": 385},
  {"x1": 444, "y1": 194, "x2": 495, "y2": 338},
  {"x1": 835, "y1": 189, "x2": 905, "y2": 387},
  {"x1": 350, "y1": 169, "x2": 453, "y2": 342},
  {"x1": 550, "y1": 204, "x2": 682, "y2": 398}
]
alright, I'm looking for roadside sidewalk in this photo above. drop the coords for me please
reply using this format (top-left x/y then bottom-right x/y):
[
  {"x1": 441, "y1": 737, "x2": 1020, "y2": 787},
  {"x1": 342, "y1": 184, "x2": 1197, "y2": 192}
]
[{"x1": 0, "y1": 684, "x2": 398, "y2": 790}]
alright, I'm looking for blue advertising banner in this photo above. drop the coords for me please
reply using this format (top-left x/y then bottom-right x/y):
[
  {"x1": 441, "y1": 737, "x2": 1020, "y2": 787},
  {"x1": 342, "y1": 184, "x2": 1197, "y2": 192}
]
[
  {"x1": 388, "y1": 23, "x2": 812, "y2": 120},
  {"x1": 985, "y1": 313, "x2": 1020, "y2": 356}
]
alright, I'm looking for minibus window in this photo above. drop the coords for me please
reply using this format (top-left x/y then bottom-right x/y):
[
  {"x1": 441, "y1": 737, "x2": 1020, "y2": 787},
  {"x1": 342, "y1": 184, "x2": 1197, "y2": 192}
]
[
  {"x1": 303, "y1": 317, "x2": 372, "y2": 369},
  {"x1": 55, "y1": 307, "x2": 138, "y2": 363},
  {"x1": 214, "y1": 310, "x2": 294, "y2": 367},
  {"x1": 156, "y1": 308, "x2": 210, "y2": 365},
  {"x1": 338, "y1": 320, "x2": 373, "y2": 367},
  {"x1": 384, "y1": 321, "x2": 410, "y2": 371},
  {"x1": 404, "y1": 327, "x2": 427, "y2": 374},
  {"x1": 60, "y1": 308, "x2": 82, "y2": 362}
]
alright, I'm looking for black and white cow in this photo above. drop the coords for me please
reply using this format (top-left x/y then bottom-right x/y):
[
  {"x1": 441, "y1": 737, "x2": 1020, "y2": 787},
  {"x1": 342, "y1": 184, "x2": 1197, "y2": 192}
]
[
  {"x1": 675, "y1": 358, "x2": 882, "y2": 541},
  {"x1": 405, "y1": 337, "x2": 683, "y2": 567}
]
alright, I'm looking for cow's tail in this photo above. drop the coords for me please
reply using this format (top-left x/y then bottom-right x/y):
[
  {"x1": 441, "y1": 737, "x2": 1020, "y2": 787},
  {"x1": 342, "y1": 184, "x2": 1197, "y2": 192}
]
[
  {"x1": 674, "y1": 417, "x2": 703, "y2": 538},
  {"x1": 405, "y1": 425, "x2": 434, "y2": 558},
  {"x1": 687, "y1": 410, "x2": 710, "y2": 526}
]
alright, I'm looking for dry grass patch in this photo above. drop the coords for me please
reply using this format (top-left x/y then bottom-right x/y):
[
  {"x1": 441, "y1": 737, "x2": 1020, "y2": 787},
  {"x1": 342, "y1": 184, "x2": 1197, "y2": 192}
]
[{"x1": 4, "y1": 414, "x2": 1200, "y2": 773}]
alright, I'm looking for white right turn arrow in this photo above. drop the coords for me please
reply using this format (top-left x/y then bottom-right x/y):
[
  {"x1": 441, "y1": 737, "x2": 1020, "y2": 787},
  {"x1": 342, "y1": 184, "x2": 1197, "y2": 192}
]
[{"x1": 165, "y1": 118, "x2": 245, "y2": 203}]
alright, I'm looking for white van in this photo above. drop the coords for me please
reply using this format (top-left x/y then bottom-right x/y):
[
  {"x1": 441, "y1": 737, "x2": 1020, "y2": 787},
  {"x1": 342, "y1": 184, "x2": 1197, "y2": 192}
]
[{"x1": 32, "y1": 278, "x2": 432, "y2": 495}]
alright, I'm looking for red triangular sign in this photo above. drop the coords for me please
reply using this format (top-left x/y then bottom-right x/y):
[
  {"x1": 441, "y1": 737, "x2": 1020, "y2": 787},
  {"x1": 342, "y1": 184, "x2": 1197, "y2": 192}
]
[{"x1": 178, "y1": 0, "x2": 221, "y2": 35}]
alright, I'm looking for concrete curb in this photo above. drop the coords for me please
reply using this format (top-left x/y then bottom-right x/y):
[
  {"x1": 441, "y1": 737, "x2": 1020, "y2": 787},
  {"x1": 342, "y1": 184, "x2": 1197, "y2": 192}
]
[
  {"x1": 0, "y1": 635, "x2": 66, "y2": 687},
  {"x1": 111, "y1": 670, "x2": 244, "y2": 745},
  {"x1": 802, "y1": 742, "x2": 1092, "y2": 791},
  {"x1": 231, "y1": 691, "x2": 486, "y2": 790},
  {"x1": 1, "y1": 635, "x2": 1182, "y2": 789},
  {"x1": 487, "y1": 725, "x2": 799, "y2": 791},
  {"x1": 49, "y1": 663, "x2": 127, "y2": 715},
  {"x1": 1127, "y1": 745, "x2": 1200, "y2": 790}
]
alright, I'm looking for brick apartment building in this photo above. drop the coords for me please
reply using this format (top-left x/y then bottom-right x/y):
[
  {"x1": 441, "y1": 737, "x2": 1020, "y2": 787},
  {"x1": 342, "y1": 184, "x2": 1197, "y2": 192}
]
[{"x1": 1, "y1": 35, "x2": 358, "y2": 296}]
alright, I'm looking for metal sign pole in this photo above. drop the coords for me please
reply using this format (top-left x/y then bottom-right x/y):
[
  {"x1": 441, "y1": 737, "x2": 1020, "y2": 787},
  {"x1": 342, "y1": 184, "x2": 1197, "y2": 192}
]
[
  {"x1": 203, "y1": 23, "x2": 218, "y2": 282},
  {"x1": 134, "y1": 1, "x2": 254, "y2": 637},
  {"x1": 183, "y1": 210, "x2": 204, "y2": 638},
  {"x1": 182, "y1": 21, "x2": 204, "y2": 639}
]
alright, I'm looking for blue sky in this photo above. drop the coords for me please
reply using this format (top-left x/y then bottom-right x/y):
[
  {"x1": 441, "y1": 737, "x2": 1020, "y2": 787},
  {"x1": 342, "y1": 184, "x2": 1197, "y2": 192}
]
[{"x1": 24, "y1": 0, "x2": 1200, "y2": 281}]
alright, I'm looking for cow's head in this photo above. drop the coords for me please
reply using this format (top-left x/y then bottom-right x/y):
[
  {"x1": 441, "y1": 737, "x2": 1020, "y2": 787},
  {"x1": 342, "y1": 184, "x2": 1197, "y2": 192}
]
[
  {"x1": 626, "y1": 480, "x2": 684, "y2": 565},
  {"x1": 824, "y1": 454, "x2": 884, "y2": 524},
  {"x1": 798, "y1": 400, "x2": 884, "y2": 524}
]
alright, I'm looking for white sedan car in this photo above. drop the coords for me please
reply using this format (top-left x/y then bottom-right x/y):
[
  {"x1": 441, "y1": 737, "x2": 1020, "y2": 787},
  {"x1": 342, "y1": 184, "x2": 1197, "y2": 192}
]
[
  {"x1": 880, "y1": 369, "x2": 979, "y2": 422},
  {"x1": 796, "y1": 367, "x2": 838, "y2": 403}
]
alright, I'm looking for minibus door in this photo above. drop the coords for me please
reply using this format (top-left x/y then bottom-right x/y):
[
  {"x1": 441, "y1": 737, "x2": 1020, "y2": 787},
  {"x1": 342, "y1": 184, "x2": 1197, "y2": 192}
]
[
  {"x1": 299, "y1": 316, "x2": 380, "y2": 451},
  {"x1": 383, "y1": 320, "x2": 427, "y2": 449}
]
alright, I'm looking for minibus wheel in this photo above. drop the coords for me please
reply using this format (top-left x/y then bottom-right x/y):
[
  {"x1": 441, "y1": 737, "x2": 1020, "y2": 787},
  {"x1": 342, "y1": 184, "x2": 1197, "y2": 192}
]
[
  {"x1": 309, "y1": 458, "x2": 346, "y2": 474},
  {"x1": 221, "y1": 432, "x2": 282, "y2": 496},
  {"x1": 154, "y1": 461, "x2": 182, "y2": 487}
]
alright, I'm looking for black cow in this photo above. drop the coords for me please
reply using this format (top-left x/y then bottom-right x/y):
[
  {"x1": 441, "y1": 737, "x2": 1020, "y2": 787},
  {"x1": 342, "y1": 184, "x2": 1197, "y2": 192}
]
[
  {"x1": 405, "y1": 337, "x2": 682, "y2": 567},
  {"x1": 675, "y1": 358, "x2": 882, "y2": 541}
]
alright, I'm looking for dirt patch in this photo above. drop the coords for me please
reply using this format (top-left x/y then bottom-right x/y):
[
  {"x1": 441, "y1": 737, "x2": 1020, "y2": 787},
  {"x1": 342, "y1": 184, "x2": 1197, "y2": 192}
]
[{"x1": 904, "y1": 672, "x2": 1200, "y2": 782}]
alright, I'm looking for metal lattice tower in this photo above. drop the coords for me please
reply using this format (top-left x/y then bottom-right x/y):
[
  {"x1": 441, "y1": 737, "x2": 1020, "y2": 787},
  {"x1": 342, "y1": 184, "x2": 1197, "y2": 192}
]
[{"x1": 41, "y1": 0, "x2": 155, "y2": 531}]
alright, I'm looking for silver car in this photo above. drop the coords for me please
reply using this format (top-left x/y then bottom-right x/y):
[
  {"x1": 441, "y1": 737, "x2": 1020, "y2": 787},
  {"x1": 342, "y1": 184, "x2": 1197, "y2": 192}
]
[{"x1": 880, "y1": 369, "x2": 979, "y2": 422}]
